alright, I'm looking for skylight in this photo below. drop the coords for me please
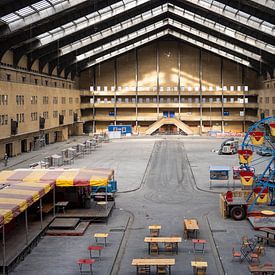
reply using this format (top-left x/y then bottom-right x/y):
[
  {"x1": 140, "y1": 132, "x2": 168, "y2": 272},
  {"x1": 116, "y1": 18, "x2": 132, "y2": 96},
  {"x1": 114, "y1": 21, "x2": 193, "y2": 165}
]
[{"x1": 0, "y1": 0, "x2": 68, "y2": 24}]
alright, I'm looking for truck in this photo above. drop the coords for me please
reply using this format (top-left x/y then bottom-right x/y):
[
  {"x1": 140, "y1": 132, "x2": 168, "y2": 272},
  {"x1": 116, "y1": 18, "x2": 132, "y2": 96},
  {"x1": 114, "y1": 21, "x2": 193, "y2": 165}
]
[
  {"x1": 91, "y1": 180, "x2": 117, "y2": 201},
  {"x1": 218, "y1": 138, "x2": 239, "y2": 155}
]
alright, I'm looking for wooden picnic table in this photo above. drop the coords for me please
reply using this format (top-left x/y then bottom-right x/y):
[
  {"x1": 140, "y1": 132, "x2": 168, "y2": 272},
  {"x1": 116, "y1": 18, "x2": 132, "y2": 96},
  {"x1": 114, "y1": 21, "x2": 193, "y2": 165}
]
[
  {"x1": 259, "y1": 227, "x2": 275, "y2": 245},
  {"x1": 249, "y1": 265, "x2": 275, "y2": 274},
  {"x1": 184, "y1": 219, "x2": 199, "y2": 238},
  {"x1": 144, "y1": 237, "x2": 182, "y2": 254},
  {"x1": 191, "y1": 261, "x2": 208, "y2": 275},
  {"x1": 132, "y1": 258, "x2": 175, "y2": 275}
]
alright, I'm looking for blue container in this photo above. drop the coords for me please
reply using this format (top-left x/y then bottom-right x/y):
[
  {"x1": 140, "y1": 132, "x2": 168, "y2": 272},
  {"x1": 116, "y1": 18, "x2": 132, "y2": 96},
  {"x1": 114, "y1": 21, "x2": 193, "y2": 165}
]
[{"x1": 108, "y1": 125, "x2": 132, "y2": 135}]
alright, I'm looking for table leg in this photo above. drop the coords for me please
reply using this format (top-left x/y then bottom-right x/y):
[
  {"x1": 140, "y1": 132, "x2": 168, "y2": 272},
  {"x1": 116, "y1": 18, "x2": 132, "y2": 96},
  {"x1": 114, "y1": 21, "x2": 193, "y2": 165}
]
[
  {"x1": 90, "y1": 263, "x2": 93, "y2": 274},
  {"x1": 169, "y1": 265, "x2": 171, "y2": 275},
  {"x1": 95, "y1": 237, "x2": 98, "y2": 243},
  {"x1": 176, "y1": 243, "x2": 178, "y2": 255},
  {"x1": 89, "y1": 250, "x2": 92, "y2": 258},
  {"x1": 79, "y1": 263, "x2": 82, "y2": 274},
  {"x1": 148, "y1": 243, "x2": 150, "y2": 254},
  {"x1": 99, "y1": 249, "x2": 101, "y2": 260},
  {"x1": 104, "y1": 237, "x2": 107, "y2": 246}
]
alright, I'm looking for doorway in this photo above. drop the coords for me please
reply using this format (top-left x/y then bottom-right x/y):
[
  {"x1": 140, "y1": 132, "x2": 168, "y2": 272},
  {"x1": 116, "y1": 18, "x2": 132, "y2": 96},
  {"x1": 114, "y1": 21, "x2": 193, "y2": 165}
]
[
  {"x1": 5, "y1": 143, "x2": 13, "y2": 157},
  {"x1": 21, "y1": 139, "x2": 28, "y2": 153},
  {"x1": 163, "y1": 111, "x2": 175, "y2": 118},
  {"x1": 45, "y1": 133, "x2": 49, "y2": 145}
]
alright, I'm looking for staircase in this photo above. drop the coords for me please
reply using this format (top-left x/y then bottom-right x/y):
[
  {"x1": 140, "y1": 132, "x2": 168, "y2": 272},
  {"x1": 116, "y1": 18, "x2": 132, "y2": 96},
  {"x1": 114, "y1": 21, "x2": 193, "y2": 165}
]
[{"x1": 145, "y1": 117, "x2": 193, "y2": 135}]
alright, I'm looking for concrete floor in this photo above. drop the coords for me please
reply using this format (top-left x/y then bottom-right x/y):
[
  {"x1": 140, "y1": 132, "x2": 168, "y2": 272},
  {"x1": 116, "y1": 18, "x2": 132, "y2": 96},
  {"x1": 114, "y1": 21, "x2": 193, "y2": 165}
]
[{"x1": 8, "y1": 136, "x2": 275, "y2": 275}]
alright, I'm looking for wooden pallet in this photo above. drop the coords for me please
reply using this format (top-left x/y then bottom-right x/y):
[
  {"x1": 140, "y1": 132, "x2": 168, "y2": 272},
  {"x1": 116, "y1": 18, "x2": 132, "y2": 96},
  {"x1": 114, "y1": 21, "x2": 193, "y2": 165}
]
[{"x1": 46, "y1": 221, "x2": 90, "y2": 236}]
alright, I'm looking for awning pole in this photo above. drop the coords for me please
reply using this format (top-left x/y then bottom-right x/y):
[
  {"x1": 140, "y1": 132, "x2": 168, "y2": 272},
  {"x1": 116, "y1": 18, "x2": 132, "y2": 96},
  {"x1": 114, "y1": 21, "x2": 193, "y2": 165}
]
[
  {"x1": 105, "y1": 185, "x2": 107, "y2": 211},
  {"x1": 2, "y1": 225, "x2": 5, "y2": 275},
  {"x1": 53, "y1": 187, "x2": 56, "y2": 217},
  {"x1": 40, "y1": 198, "x2": 43, "y2": 229},
  {"x1": 25, "y1": 210, "x2": 29, "y2": 245}
]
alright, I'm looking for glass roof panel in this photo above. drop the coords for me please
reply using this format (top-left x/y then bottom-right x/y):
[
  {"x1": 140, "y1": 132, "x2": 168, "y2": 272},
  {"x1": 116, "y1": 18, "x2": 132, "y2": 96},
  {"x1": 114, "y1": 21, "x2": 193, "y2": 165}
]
[
  {"x1": 32, "y1": 1, "x2": 52, "y2": 10},
  {"x1": 1, "y1": 13, "x2": 21, "y2": 23},
  {"x1": 16, "y1": 6, "x2": 35, "y2": 17},
  {"x1": 0, "y1": 0, "x2": 68, "y2": 24}
]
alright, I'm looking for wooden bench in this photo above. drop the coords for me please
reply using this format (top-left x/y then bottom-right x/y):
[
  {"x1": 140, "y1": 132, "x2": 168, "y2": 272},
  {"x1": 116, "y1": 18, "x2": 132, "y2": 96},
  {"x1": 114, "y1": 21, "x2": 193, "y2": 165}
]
[
  {"x1": 132, "y1": 258, "x2": 175, "y2": 275},
  {"x1": 144, "y1": 237, "x2": 182, "y2": 254}
]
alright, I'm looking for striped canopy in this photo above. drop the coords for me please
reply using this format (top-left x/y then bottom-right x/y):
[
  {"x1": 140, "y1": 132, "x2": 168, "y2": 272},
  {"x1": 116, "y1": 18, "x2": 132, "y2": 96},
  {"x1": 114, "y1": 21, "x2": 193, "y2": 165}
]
[
  {"x1": 0, "y1": 181, "x2": 54, "y2": 225},
  {"x1": 0, "y1": 168, "x2": 114, "y2": 187}
]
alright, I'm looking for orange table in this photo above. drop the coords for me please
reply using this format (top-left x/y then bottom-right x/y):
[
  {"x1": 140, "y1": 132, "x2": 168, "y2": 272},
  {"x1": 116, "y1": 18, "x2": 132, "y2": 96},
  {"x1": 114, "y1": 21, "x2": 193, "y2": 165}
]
[{"x1": 184, "y1": 219, "x2": 199, "y2": 238}]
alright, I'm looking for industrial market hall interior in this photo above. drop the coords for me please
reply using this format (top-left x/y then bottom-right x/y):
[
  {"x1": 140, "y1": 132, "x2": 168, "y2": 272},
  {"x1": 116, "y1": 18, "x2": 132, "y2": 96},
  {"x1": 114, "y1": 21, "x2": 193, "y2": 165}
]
[{"x1": 0, "y1": 0, "x2": 275, "y2": 274}]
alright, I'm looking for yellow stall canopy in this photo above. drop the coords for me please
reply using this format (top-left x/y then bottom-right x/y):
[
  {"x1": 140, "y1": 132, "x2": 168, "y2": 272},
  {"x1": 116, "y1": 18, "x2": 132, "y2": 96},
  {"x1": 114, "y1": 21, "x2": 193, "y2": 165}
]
[
  {"x1": 0, "y1": 168, "x2": 114, "y2": 187},
  {"x1": 0, "y1": 181, "x2": 54, "y2": 226}
]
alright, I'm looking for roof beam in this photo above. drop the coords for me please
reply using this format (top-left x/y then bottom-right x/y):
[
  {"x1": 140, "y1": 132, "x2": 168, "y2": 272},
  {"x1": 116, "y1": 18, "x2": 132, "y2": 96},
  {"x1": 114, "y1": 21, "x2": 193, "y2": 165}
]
[
  {"x1": 1, "y1": 0, "x2": 88, "y2": 35},
  {"x1": 0, "y1": 0, "x2": 38, "y2": 17},
  {"x1": 217, "y1": 0, "x2": 275, "y2": 24},
  {"x1": 28, "y1": 1, "x2": 275, "y2": 67},
  {"x1": 172, "y1": 0, "x2": 275, "y2": 45},
  {"x1": 73, "y1": 28, "x2": 257, "y2": 74},
  {"x1": 70, "y1": 19, "x2": 262, "y2": 68},
  {"x1": 27, "y1": 0, "x2": 164, "y2": 70},
  {"x1": 43, "y1": 4, "x2": 275, "y2": 73},
  {"x1": 0, "y1": 0, "x2": 122, "y2": 55},
  {"x1": 66, "y1": 23, "x2": 266, "y2": 75}
]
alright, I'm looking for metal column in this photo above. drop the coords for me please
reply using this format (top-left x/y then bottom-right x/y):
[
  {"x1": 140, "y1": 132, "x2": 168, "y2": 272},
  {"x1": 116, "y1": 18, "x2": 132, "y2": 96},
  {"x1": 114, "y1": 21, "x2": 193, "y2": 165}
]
[
  {"x1": 53, "y1": 187, "x2": 56, "y2": 217},
  {"x1": 221, "y1": 58, "x2": 225, "y2": 133},
  {"x1": 135, "y1": 48, "x2": 138, "y2": 133},
  {"x1": 156, "y1": 42, "x2": 160, "y2": 119},
  {"x1": 114, "y1": 59, "x2": 118, "y2": 126},
  {"x1": 2, "y1": 225, "x2": 5, "y2": 275},
  {"x1": 242, "y1": 65, "x2": 246, "y2": 132},
  {"x1": 25, "y1": 210, "x2": 29, "y2": 245},
  {"x1": 199, "y1": 49, "x2": 203, "y2": 135},
  {"x1": 92, "y1": 67, "x2": 96, "y2": 133},
  {"x1": 39, "y1": 198, "x2": 43, "y2": 230},
  {"x1": 178, "y1": 42, "x2": 181, "y2": 120}
]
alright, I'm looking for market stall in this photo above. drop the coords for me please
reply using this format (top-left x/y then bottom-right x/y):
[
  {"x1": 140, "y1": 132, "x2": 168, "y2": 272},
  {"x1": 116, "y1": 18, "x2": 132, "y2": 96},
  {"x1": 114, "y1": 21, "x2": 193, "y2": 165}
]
[{"x1": 0, "y1": 180, "x2": 55, "y2": 274}]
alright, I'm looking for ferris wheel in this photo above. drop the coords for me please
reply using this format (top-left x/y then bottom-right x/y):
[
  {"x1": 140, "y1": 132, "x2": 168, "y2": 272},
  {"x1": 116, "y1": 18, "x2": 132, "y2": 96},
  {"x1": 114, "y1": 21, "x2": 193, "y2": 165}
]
[{"x1": 238, "y1": 117, "x2": 275, "y2": 211}]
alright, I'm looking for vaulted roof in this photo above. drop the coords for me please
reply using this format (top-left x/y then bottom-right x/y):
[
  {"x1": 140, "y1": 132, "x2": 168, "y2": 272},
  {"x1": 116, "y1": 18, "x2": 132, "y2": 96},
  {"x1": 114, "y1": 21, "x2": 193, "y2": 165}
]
[{"x1": 0, "y1": 0, "x2": 274, "y2": 78}]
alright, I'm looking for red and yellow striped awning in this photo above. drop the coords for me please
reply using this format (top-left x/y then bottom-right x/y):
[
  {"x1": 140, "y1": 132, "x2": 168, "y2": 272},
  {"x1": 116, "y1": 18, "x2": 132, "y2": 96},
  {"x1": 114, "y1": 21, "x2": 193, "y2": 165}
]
[
  {"x1": 0, "y1": 168, "x2": 114, "y2": 187},
  {"x1": 0, "y1": 168, "x2": 114, "y2": 225},
  {"x1": 0, "y1": 181, "x2": 54, "y2": 225}
]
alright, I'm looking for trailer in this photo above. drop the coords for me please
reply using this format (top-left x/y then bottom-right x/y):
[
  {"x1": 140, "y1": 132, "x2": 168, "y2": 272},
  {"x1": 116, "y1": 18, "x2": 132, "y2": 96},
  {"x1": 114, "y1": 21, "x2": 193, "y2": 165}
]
[{"x1": 91, "y1": 180, "x2": 117, "y2": 201}]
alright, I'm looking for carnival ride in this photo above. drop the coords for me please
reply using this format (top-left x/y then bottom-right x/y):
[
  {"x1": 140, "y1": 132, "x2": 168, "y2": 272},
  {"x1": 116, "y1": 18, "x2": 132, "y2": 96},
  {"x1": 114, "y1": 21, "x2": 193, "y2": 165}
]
[
  {"x1": 220, "y1": 117, "x2": 275, "y2": 225},
  {"x1": 239, "y1": 116, "x2": 275, "y2": 212}
]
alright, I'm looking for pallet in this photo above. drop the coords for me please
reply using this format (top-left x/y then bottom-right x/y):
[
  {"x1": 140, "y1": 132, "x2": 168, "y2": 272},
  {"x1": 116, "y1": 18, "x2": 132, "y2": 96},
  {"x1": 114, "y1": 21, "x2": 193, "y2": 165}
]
[
  {"x1": 46, "y1": 221, "x2": 90, "y2": 236},
  {"x1": 49, "y1": 218, "x2": 80, "y2": 230}
]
